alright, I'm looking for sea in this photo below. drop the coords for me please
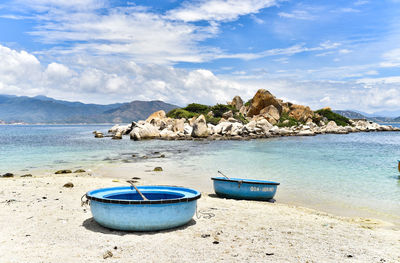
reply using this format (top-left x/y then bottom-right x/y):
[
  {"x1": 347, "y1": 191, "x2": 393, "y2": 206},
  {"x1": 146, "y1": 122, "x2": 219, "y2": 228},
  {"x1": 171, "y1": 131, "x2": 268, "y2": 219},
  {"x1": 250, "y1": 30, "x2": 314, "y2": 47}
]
[{"x1": 1, "y1": 124, "x2": 400, "y2": 223}]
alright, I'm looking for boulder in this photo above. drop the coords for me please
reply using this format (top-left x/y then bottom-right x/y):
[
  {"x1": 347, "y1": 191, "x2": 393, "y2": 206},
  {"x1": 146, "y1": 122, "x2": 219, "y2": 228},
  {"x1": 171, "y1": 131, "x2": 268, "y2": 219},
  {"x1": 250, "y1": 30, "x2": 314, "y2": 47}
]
[
  {"x1": 222, "y1": 110, "x2": 234, "y2": 119},
  {"x1": 109, "y1": 124, "x2": 131, "y2": 135},
  {"x1": 2, "y1": 173, "x2": 14, "y2": 178},
  {"x1": 172, "y1": 118, "x2": 185, "y2": 133},
  {"x1": 230, "y1": 96, "x2": 244, "y2": 110},
  {"x1": 260, "y1": 105, "x2": 280, "y2": 121},
  {"x1": 94, "y1": 132, "x2": 103, "y2": 138},
  {"x1": 239, "y1": 105, "x2": 248, "y2": 116},
  {"x1": 145, "y1": 110, "x2": 166, "y2": 123},
  {"x1": 247, "y1": 89, "x2": 282, "y2": 117},
  {"x1": 129, "y1": 122, "x2": 160, "y2": 141},
  {"x1": 288, "y1": 104, "x2": 314, "y2": 122},
  {"x1": 191, "y1": 115, "x2": 209, "y2": 138},
  {"x1": 257, "y1": 113, "x2": 277, "y2": 125},
  {"x1": 74, "y1": 169, "x2": 86, "y2": 173},
  {"x1": 189, "y1": 116, "x2": 197, "y2": 126},
  {"x1": 183, "y1": 123, "x2": 193, "y2": 135},
  {"x1": 112, "y1": 131, "x2": 123, "y2": 140},
  {"x1": 159, "y1": 129, "x2": 178, "y2": 139}
]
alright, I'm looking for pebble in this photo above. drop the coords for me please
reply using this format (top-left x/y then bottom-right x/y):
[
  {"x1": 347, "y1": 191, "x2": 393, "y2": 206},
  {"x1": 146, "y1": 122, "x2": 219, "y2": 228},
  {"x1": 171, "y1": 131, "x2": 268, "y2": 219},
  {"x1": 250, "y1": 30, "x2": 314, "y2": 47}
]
[
  {"x1": 201, "y1": 234, "x2": 210, "y2": 238},
  {"x1": 55, "y1": 170, "x2": 72, "y2": 174},
  {"x1": 103, "y1": 250, "x2": 113, "y2": 259},
  {"x1": 21, "y1": 174, "x2": 32, "y2": 177},
  {"x1": 73, "y1": 169, "x2": 86, "y2": 173},
  {"x1": 63, "y1": 182, "x2": 74, "y2": 188},
  {"x1": 2, "y1": 173, "x2": 14, "y2": 178},
  {"x1": 153, "y1": 167, "x2": 163, "y2": 172}
]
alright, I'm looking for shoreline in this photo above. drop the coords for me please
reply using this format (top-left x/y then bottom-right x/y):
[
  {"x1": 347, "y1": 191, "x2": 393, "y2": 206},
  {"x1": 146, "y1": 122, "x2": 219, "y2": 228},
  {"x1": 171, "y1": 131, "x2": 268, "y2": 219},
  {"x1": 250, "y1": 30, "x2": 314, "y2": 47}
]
[
  {"x1": 7, "y1": 155, "x2": 400, "y2": 228},
  {"x1": 1, "y1": 173, "x2": 399, "y2": 262}
]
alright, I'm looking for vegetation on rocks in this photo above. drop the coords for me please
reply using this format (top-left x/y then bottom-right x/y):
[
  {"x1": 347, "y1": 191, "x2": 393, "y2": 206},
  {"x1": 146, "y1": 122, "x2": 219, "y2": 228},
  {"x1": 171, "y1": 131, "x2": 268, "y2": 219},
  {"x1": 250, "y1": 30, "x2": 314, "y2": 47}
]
[
  {"x1": 315, "y1": 108, "x2": 351, "y2": 126},
  {"x1": 210, "y1": 104, "x2": 237, "y2": 117},
  {"x1": 277, "y1": 112, "x2": 300, "y2": 127},
  {"x1": 166, "y1": 108, "x2": 196, "y2": 119},
  {"x1": 183, "y1": 103, "x2": 210, "y2": 113},
  {"x1": 167, "y1": 103, "x2": 244, "y2": 124}
]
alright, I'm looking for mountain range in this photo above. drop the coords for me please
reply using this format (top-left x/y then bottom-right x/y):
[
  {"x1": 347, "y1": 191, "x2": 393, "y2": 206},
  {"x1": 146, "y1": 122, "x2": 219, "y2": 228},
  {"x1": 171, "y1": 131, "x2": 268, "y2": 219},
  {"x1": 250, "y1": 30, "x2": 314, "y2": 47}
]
[
  {"x1": 333, "y1": 110, "x2": 400, "y2": 123},
  {"x1": 0, "y1": 94, "x2": 179, "y2": 124}
]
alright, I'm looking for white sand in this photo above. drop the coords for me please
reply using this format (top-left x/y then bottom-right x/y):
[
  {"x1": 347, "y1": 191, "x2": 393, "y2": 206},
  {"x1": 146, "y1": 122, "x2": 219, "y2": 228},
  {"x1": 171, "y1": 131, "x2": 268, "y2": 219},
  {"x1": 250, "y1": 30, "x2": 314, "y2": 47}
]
[{"x1": 1, "y1": 173, "x2": 399, "y2": 263}]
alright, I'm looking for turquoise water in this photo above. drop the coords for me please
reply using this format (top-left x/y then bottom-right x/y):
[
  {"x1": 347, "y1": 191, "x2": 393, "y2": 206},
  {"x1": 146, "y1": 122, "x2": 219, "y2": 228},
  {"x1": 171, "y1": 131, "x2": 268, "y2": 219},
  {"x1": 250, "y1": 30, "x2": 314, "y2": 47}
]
[{"x1": 1, "y1": 124, "x2": 400, "y2": 221}]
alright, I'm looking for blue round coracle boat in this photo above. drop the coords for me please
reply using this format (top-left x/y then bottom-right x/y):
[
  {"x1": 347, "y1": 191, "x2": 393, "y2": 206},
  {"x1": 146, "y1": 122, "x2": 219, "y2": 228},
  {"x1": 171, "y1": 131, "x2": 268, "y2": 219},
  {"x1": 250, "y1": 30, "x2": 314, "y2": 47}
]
[
  {"x1": 211, "y1": 177, "x2": 279, "y2": 201},
  {"x1": 85, "y1": 186, "x2": 201, "y2": 231}
]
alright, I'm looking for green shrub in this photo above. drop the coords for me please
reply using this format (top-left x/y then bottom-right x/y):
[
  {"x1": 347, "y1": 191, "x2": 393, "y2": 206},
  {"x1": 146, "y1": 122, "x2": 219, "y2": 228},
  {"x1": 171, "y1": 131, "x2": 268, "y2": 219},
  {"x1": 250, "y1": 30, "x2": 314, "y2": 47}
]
[
  {"x1": 166, "y1": 108, "x2": 197, "y2": 119},
  {"x1": 183, "y1": 103, "x2": 210, "y2": 113},
  {"x1": 205, "y1": 116, "x2": 221, "y2": 125},
  {"x1": 277, "y1": 111, "x2": 299, "y2": 127},
  {"x1": 210, "y1": 104, "x2": 236, "y2": 118},
  {"x1": 235, "y1": 113, "x2": 249, "y2": 124},
  {"x1": 315, "y1": 109, "x2": 350, "y2": 126}
]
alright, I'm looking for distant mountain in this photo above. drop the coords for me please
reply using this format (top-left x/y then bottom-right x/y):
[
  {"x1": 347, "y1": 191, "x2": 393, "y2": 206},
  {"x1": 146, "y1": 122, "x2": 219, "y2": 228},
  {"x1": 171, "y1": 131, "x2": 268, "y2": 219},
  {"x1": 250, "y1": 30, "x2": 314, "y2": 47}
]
[
  {"x1": 334, "y1": 110, "x2": 398, "y2": 123},
  {"x1": 333, "y1": 110, "x2": 367, "y2": 119},
  {"x1": 0, "y1": 94, "x2": 179, "y2": 123}
]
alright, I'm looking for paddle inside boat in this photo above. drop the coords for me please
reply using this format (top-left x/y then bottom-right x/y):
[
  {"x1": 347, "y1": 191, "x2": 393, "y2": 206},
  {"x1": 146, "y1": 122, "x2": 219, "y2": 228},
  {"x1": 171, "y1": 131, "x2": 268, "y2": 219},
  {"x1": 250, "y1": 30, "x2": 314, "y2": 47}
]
[
  {"x1": 84, "y1": 184, "x2": 201, "y2": 231},
  {"x1": 211, "y1": 172, "x2": 280, "y2": 201}
]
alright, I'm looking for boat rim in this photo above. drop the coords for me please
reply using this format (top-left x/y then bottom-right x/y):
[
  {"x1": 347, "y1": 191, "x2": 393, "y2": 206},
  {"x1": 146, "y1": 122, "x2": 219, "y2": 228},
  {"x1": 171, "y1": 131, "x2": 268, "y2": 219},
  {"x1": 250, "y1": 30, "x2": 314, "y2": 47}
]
[
  {"x1": 86, "y1": 185, "x2": 201, "y2": 205},
  {"x1": 211, "y1": 177, "x2": 280, "y2": 185}
]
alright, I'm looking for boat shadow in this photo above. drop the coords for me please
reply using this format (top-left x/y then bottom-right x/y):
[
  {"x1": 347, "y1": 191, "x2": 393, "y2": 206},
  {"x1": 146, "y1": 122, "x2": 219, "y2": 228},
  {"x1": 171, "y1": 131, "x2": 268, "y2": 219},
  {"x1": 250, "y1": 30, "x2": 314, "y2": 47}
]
[
  {"x1": 207, "y1": 193, "x2": 276, "y2": 203},
  {"x1": 82, "y1": 217, "x2": 197, "y2": 236}
]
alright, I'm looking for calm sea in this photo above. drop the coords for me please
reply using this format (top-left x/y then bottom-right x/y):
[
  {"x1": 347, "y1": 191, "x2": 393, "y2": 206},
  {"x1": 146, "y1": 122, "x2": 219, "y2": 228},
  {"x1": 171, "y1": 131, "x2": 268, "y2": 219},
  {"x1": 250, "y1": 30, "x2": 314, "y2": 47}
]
[{"x1": 1, "y1": 124, "x2": 400, "y2": 222}]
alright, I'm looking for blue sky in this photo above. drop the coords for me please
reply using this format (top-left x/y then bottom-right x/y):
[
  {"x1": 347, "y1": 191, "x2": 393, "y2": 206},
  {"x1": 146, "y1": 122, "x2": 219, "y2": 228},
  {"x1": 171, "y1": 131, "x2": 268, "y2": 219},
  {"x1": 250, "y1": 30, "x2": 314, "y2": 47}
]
[{"x1": 0, "y1": 0, "x2": 399, "y2": 114}]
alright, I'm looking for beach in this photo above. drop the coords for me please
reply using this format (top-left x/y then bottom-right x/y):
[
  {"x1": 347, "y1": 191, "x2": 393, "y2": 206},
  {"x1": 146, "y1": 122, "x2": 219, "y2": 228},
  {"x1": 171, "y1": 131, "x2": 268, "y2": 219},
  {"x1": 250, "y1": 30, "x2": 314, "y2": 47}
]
[{"x1": 1, "y1": 172, "x2": 399, "y2": 263}]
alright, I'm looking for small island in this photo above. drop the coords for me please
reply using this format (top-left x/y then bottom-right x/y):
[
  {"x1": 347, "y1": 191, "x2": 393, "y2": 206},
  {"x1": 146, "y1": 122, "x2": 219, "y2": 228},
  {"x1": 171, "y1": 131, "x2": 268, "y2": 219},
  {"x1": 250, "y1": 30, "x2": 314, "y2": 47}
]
[{"x1": 99, "y1": 89, "x2": 399, "y2": 140}]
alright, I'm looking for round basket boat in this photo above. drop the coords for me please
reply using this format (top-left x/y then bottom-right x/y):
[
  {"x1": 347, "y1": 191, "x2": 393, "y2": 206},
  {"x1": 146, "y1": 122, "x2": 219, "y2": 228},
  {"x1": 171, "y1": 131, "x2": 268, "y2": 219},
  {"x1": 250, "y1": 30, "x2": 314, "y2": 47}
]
[
  {"x1": 85, "y1": 186, "x2": 201, "y2": 231},
  {"x1": 211, "y1": 177, "x2": 279, "y2": 201}
]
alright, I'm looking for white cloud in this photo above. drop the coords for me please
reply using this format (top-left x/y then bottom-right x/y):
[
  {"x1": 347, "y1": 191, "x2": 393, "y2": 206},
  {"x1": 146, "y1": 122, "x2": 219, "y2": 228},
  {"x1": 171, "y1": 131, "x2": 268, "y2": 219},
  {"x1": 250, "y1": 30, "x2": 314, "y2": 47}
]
[
  {"x1": 166, "y1": 0, "x2": 277, "y2": 22},
  {"x1": 1, "y1": 44, "x2": 400, "y2": 112},
  {"x1": 278, "y1": 10, "x2": 315, "y2": 20},
  {"x1": 218, "y1": 41, "x2": 341, "y2": 60},
  {"x1": 380, "y1": 48, "x2": 400, "y2": 68}
]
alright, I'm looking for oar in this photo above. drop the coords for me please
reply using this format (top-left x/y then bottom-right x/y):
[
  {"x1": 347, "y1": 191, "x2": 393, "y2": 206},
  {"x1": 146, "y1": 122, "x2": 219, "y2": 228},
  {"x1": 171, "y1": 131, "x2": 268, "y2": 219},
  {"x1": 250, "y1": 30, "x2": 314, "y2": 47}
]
[
  {"x1": 126, "y1": 180, "x2": 148, "y2": 201},
  {"x1": 217, "y1": 170, "x2": 231, "y2": 180}
]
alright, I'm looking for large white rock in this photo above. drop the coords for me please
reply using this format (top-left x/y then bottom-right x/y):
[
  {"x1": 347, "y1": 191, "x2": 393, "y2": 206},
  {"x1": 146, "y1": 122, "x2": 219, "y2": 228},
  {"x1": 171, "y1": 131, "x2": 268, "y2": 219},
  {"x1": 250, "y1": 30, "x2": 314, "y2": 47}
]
[
  {"x1": 129, "y1": 122, "x2": 160, "y2": 141},
  {"x1": 184, "y1": 123, "x2": 193, "y2": 135},
  {"x1": 172, "y1": 118, "x2": 185, "y2": 133},
  {"x1": 159, "y1": 129, "x2": 178, "y2": 139},
  {"x1": 191, "y1": 115, "x2": 209, "y2": 138}
]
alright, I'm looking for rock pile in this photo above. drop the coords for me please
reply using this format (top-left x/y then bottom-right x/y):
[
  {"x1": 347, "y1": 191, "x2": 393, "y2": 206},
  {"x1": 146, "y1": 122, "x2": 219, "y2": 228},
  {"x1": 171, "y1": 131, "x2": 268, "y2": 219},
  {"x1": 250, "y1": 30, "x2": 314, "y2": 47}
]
[{"x1": 100, "y1": 89, "x2": 399, "y2": 141}]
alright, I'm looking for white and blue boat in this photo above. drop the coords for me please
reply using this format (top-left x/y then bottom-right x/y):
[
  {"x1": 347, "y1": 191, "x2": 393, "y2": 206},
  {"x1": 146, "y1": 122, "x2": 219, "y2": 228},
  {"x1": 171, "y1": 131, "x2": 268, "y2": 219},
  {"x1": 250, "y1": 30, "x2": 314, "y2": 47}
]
[
  {"x1": 85, "y1": 185, "x2": 201, "y2": 231},
  {"x1": 211, "y1": 176, "x2": 280, "y2": 201}
]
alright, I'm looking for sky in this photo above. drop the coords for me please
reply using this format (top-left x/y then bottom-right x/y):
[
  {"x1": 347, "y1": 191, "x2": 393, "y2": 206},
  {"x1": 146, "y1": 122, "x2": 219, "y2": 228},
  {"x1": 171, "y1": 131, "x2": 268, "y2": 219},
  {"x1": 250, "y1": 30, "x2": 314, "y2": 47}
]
[{"x1": 0, "y1": 0, "x2": 399, "y2": 113}]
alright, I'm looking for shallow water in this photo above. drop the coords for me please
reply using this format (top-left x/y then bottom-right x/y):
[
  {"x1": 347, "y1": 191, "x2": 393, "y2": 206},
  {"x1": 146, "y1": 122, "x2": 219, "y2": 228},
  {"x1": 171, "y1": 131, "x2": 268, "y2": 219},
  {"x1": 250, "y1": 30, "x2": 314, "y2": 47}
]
[{"x1": 1, "y1": 124, "x2": 400, "y2": 222}]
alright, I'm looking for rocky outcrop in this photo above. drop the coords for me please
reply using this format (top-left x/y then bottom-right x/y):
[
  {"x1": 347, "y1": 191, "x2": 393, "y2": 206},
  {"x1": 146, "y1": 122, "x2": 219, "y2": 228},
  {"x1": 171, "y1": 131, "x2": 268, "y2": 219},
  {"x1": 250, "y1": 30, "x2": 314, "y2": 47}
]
[
  {"x1": 247, "y1": 89, "x2": 282, "y2": 117},
  {"x1": 191, "y1": 115, "x2": 208, "y2": 138},
  {"x1": 230, "y1": 96, "x2": 243, "y2": 111},
  {"x1": 106, "y1": 90, "x2": 399, "y2": 142},
  {"x1": 145, "y1": 110, "x2": 166, "y2": 123},
  {"x1": 288, "y1": 104, "x2": 314, "y2": 122}
]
